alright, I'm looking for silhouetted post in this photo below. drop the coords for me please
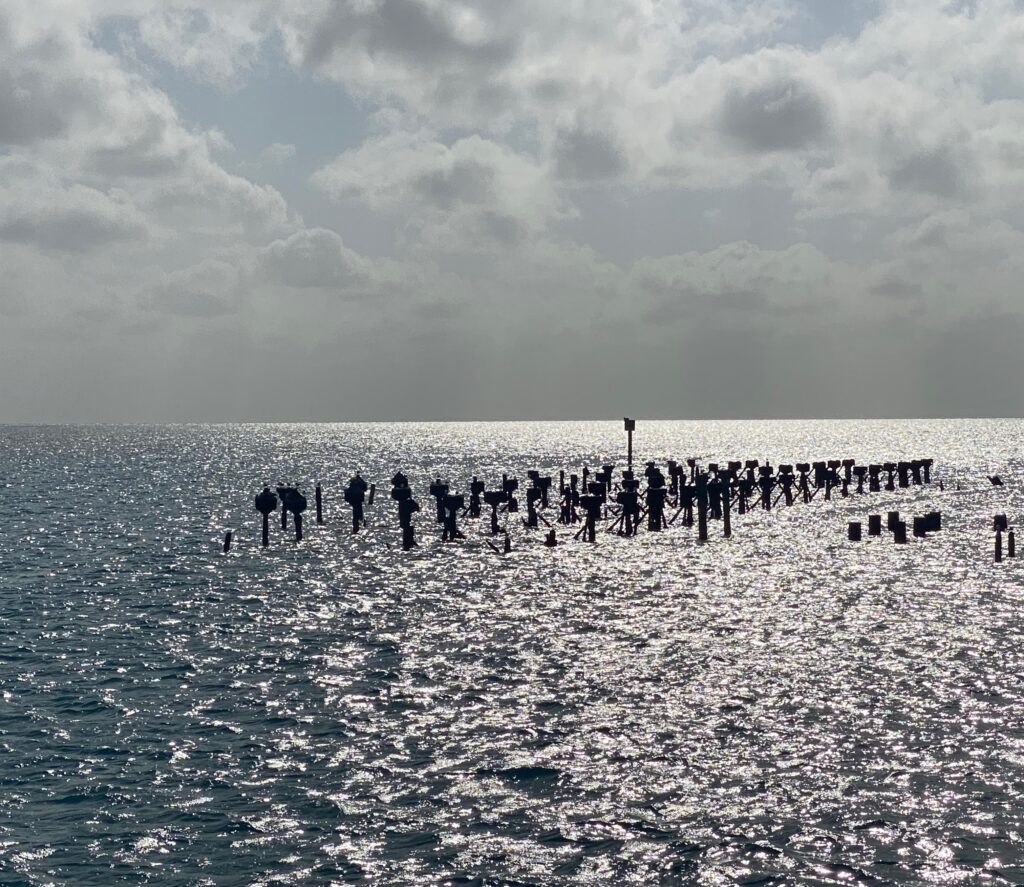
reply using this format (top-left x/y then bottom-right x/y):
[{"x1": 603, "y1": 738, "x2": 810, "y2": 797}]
[
  {"x1": 277, "y1": 485, "x2": 290, "y2": 530},
  {"x1": 797, "y1": 464, "x2": 812, "y2": 503},
  {"x1": 624, "y1": 418, "x2": 635, "y2": 473},
  {"x1": 926, "y1": 511, "x2": 942, "y2": 532},
  {"x1": 503, "y1": 476, "x2": 519, "y2": 513},
  {"x1": 560, "y1": 474, "x2": 580, "y2": 524},
  {"x1": 884, "y1": 463, "x2": 896, "y2": 492},
  {"x1": 676, "y1": 477, "x2": 695, "y2": 525},
  {"x1": 469, "y1": 477, "x2": 484, "y2": 518},
  {"x1": 668, "y1": 461, "x2": 680, "y2": 500},
  {"x1": 812, "y1": 462, "x2": 827, "y2": 490},
  {"x1": 430, "y1": 478, "x2": 448, "y2": 524},
  {"x1": 315, "y1": 483, "x2": 323, "y2": 524},
  {"x1": 396, "y1": 487, "x2": 420, "y2": 550},
  {"x1": 893, "y1": 521, "x2": 907, "y2": 544},
  {"x1": 579, "y1": 483, "x2": 604, "y2": 542},
  {"x1": 869, "y1": 465, "x2": 881, "y2": 493},
  {"x1": 745, "y1": 460, "x2": 759, "y2": 488},
  {"x1": 897, "y1": 461, "x2": 910, "y2": 489},
  {"x1": 722, "y1": 473, "x2": 732, "y2": 538},
  {"x1": 853, "y1": 466, "x2": 867, "y2": 495},
  {"x1": 848, "y1": 522, "x2": 862, "y2": 541},
  {"x1": 687, "y1": 458, "x2": 697, "y2": 484},
  {"x1": 868, "y1": 514, "x2": 882, "y2": 536},
  {"x1": 616, "y1": 474, "x2": 640, "y2": 536},
  {"x1": 911, "y1": 460, "x2": 923, "y2": 485},
  {"x1": 646, "y1": 466, "x2": 667, "y2": 531},
  {"x1": 778, "y1": 465, "x2": 795, "y2": 506},
  {"x1": 759, "y1": 465, "x2": 774, "y2": 511},
  {"x1": 290, "y1": 491, "x2": 307, "y2": 542},
  {"x1": 254, "y1": 487, "x2": 278, "y2": 548},
  {"x1": 994, "y1": 514, "x2": 1009, "y2": 532},
  {"x1": 503, "y1": 532, "x2": 512, "y2": 554},
  {"x1": 996, "y1": 529, "x2": 1003, "y2": 562},
  {"x1": 484, "y1": 490, "x2": 506, "y2": 536},
  {"x1": 442, "y1": 493, "x2": 465, "y2": 542},
  {"x1": 544, "y1": 529, "x2": 557, "y2": 547},
  {"x1": 887, "y1": 511, "x2": 900, "y2": 532},
  {"x1": 344, "y1": 475, "x2": 368, "y2": 535},
  {"x1": 1009, "y1": 529, "x2": 1016, "y2": 558},
  {"x1": 824, "y1": 466, "x2": 837, "y2": 501},
  {"x1": 913, "y1": 516, "x2": 926, "y2": 538},
  {"x1": 842, "y1": 459, "x2": 855, "y2": 486},
  {"x1": 526, "y1": 486, "x2": 541, "y2": 528},
  {"x1": 368, "y1": 483, "x2": 375, "y2": 506},
  {"x1": 923, "y1": 459, "x2": 933, "y2": 484},
  {"x1": 737, "y1": 476, "x2": 750, "y2": 514},
  {"x1": 223, "y1": 530, "x2": 232, "y2": 553},
  {"x1": 707, "y1": 465, "x2": 722, "y2": 519},
  {"x1": 538, "y1": 476, "x2": 552, "y2": 509},
  {"x1": 696, "y1": 472, "x2": 709, "y2": 542},
  {"x1": 391, "y1": 472, "x2": 410, "y2": 529}
]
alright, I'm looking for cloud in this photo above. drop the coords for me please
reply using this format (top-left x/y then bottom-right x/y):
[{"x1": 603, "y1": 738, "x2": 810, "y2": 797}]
[
  {"x1": 259, "y1": 142, "x2": 296, "y2": 165},
  {"x1": 144, "y1": 259, "x2": 242, "y2": 316},
  {"x1": 258, "y1": 228, "x2": 369, "y2": 290},
  {"x1": 720, "y1": 76, "x2": 830, "y2": 152},
  {"x1": 4, "y1": 0, "x2": 1024, "y2": 419},
  {"x1": 312, "y1": 131, "x2": 568, "y2": 246}
]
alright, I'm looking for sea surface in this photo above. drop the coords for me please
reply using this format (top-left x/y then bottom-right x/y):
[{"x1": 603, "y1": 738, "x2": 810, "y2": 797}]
[{"x1": 1, "y1": 420, "x2": 1023, "y2": 886}]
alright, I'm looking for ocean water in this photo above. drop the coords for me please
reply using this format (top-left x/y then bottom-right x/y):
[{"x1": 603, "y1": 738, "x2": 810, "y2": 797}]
[{"x1": 1, "y1": 420, "x2": 1023, "y2": 886}]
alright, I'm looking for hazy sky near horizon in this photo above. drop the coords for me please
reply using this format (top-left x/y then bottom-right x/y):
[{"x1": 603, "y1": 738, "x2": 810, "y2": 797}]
[{"x1": 2, "y1": 0, "x2": 1024, "y2": 421}]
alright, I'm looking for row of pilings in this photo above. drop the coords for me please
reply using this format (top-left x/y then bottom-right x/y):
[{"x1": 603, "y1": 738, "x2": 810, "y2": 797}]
[{"x1": 244, "y1": 454, "x2": 938, "y2": 552}]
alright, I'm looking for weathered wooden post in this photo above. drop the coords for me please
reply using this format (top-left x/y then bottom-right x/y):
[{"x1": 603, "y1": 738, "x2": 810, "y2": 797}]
[
  {"x1": 255, "y1": 487, "x2": 278, "y2": 548},
  {"x1": 315, "y1": 483, "x2": 323, "y2": 524},
  {"x1": 848, "y1": 522, "x2": 862, "y2": 541},
  {"x1": 696, "y1": 472, "x2": 709, "y2": 542},
  {"x1": 868, "y1": 514, "x2": 882, "y2": 536}
]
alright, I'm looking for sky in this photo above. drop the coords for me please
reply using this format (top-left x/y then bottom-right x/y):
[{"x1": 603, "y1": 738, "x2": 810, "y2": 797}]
[{"x1": 2, "y1": 0, "x2": 1024, "y2": 421}]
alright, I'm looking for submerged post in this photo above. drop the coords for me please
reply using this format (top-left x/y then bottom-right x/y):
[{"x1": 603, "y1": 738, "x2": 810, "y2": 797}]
[{"x1": 255, "y1": 486, "x2": 278, "y2": 548}]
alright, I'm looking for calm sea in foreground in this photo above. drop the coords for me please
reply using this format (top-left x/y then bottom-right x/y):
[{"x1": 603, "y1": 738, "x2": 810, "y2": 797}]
[{"x1": 2, "y1": 420, "x2": 1023, "y2": 886}]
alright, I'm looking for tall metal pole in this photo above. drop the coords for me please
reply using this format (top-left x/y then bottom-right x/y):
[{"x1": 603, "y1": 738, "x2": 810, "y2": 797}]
[{"x1": 624, "y1": 418, "x2": 635, "y2": 473}]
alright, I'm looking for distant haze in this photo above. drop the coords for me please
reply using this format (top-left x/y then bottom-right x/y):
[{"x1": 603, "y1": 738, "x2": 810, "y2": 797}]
[{"x1": 2, "y1": 0, "x2": 1023, "y2": 421}]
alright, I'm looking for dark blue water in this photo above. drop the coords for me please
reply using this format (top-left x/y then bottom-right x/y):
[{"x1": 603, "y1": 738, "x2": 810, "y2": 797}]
[{"x1": 2, "y1": 421, "x2": 1023, "y2": 885}]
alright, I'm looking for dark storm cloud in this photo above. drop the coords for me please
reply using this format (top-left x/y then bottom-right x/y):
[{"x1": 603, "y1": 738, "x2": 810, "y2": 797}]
[
  {"x1": 303, "y1": 0, "x2": 517, "y2": 73},
  {"x1": 410, "y1": 158, "x2": 496, "y2": 207},
  {"x1": 887, "y1": 146, "x2": 966, "y2": 198},
  {"x1": 0, "y1": 202, "x2": 145, "y2": 252},
  {"x1": 869, "y1": 273, "x2": 924, "y2": 302},
  {"x1": 720, "y1": 77, "x2": 830, "y2": 152},
  {"x1": 552, "y1": 125, "x2": 627, "y2": 182}
]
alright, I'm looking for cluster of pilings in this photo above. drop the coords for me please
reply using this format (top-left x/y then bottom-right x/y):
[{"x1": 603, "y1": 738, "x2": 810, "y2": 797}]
[
  {"x1": 994, "y1": 514, "x2": 1017, "y2": 562},
  {"x1": 243, "y1": 420, "x2": 938, "y2": 553},
  {"x1": 849, "y1": 509, "x2": 942, "y2": 543}
]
